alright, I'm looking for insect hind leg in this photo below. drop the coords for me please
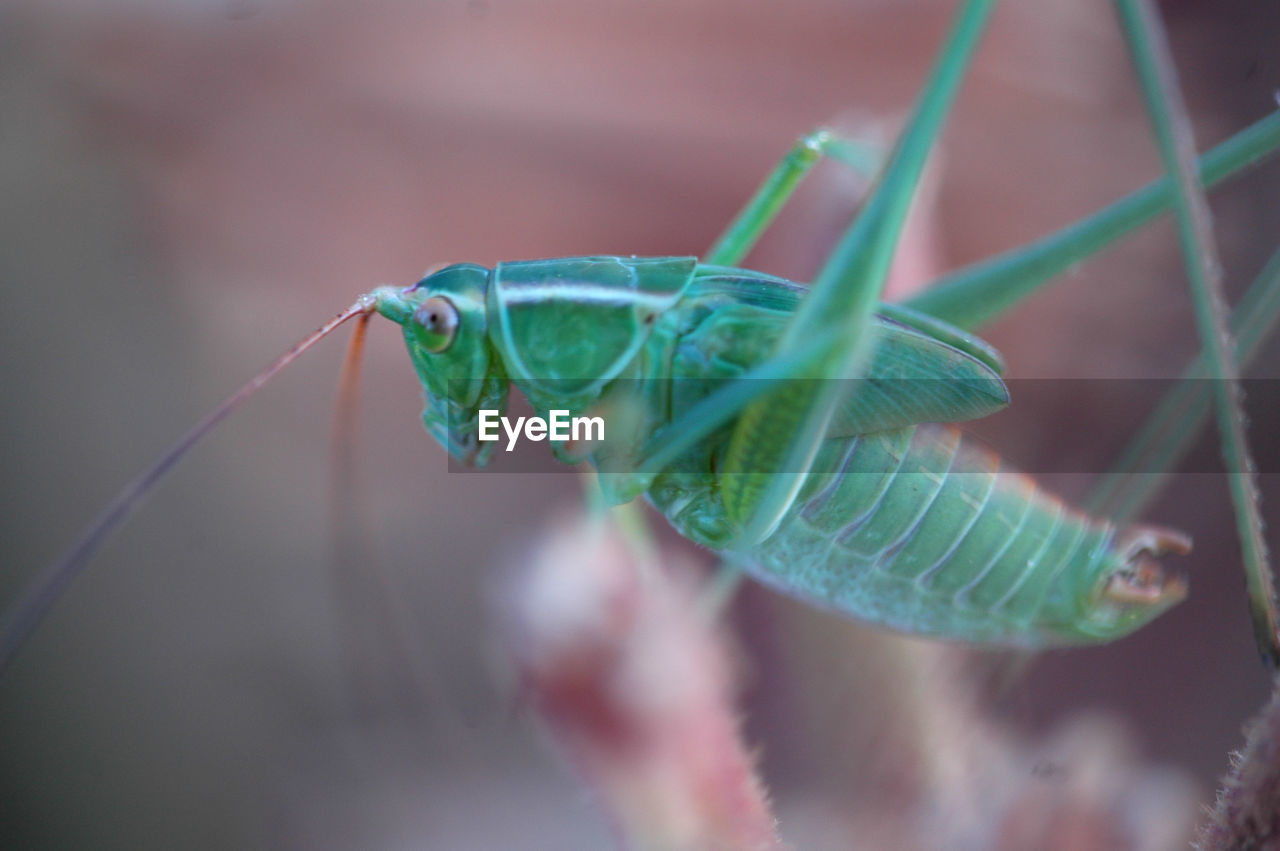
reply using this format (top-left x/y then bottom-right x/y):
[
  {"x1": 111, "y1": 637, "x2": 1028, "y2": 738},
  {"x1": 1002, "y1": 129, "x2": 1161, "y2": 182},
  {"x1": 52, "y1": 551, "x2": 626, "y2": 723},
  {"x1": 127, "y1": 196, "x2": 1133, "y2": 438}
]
[
  {"x1": 704, "y1": 129, "x2": 881, "y2": 267},
  {"x1": 722, "y1": 0, "x2": 996, "y2": 547}
]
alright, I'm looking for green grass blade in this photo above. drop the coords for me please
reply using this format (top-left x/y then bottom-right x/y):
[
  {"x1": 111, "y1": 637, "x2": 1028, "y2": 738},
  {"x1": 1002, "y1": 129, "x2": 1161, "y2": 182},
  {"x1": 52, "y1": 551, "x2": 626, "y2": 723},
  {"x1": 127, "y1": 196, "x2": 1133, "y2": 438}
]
[
  {"x1": 905, "y1": 110, "x2": 1280, "y2": 330},
  {"x1": 1115, "y1": 0, "x2": 1278, "y2": 669},
  {"x1": 1087, "y1": 245, "x2": 1280, "y2": 522}
]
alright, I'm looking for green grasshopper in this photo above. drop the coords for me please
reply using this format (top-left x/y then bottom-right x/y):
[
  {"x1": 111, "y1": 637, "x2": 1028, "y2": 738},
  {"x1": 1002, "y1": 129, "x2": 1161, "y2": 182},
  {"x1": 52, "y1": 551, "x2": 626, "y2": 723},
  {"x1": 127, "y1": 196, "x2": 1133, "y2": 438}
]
[
  {"x1": 369, "y1": 251, "x2": 1190, "y2": 646},
  {"x1": 3, "y1": 0, "x2": 1280, "y2": 673}
]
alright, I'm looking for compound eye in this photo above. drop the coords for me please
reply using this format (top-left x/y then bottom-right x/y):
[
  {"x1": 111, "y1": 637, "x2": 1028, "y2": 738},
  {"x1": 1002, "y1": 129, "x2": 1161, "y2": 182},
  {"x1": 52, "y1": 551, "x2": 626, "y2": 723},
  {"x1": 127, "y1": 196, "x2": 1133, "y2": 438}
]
[{"x1": 413, "y1": 296, "x2": 459, "y2": 353}]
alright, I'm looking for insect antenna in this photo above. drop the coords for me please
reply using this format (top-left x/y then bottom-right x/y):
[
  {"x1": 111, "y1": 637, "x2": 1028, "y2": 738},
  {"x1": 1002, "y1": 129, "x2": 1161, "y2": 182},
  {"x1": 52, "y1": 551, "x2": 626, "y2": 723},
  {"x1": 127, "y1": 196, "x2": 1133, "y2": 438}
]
[
  {"x1": 332, "y1": 310, "x2": 372, "y2": 475},
  {"x1": 327, "y1": 310, "x2": 406, "y2": 708},
  {"x1": 0, "y1": 296, "x2": 379, "y2": 676},
  {"x1": 325, "y1": 311, "x2": 461, "y2": 730}
]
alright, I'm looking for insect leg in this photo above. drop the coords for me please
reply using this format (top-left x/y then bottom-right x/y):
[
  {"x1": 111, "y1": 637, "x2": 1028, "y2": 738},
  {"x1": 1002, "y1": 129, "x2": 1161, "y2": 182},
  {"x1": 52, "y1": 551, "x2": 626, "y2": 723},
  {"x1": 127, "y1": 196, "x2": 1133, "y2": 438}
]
[
  {"x1": 906, "y1": 110, "x2": 1280, "y2": 330},
  {"x1": 635, "y1": 9, "x2": 1279, "y2": 493},
  {"x1": 704, "y1": 129, "x2": 880, "y2": 267},
  {"x1": 628, "y1": 0, "x2": 995, "y2": 516},
  {"x1": 721, "y1": 0, "x2": 996, "y2": 546},
  {"x1": 673, "y1": 123, "x2": 880, "y2": 610}
]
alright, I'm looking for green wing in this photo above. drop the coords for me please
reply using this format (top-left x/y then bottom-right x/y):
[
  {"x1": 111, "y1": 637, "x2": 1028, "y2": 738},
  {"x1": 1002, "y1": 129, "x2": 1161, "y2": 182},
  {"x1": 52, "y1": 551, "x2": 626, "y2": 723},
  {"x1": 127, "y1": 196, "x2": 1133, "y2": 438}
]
[
  {"x1": 830, "y1": 313, "x2": 1009, "y2": 435},
  {"x1": 691, "y1": 268, "x2": 1009, "y2": 433}
]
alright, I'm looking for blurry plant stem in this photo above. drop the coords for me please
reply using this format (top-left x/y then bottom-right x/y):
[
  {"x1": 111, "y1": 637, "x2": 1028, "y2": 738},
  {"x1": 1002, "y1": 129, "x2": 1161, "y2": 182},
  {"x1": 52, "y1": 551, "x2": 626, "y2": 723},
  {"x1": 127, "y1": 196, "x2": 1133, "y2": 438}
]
[
  {"x1": 1198, "y1": 674, "x2": 1280, "y2": 849},
  {"x1": 504, "y1": 510, "x2": 784, "y2": 850}
]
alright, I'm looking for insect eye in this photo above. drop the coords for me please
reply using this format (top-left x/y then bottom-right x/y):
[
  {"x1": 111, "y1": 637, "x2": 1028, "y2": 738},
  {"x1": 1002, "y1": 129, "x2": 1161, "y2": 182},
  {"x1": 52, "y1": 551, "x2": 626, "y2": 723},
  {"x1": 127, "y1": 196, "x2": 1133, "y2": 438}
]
[{"x1": 413, "y1": 296, "x2": 459, "y2": 353}]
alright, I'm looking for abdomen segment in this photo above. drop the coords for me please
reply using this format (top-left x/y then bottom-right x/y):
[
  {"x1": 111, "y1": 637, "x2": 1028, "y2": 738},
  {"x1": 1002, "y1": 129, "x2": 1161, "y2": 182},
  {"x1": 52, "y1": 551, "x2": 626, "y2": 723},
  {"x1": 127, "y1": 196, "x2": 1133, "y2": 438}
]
[{"x1": 743, "y1": 424, "x2": 1188, "y2": 646}]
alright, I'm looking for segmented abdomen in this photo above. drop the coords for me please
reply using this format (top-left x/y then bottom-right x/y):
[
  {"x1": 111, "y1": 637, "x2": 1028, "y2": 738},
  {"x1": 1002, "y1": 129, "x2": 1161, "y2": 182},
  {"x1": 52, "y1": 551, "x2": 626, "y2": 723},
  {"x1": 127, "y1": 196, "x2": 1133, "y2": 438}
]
[{"x1": 745, "y1": 424, "x2": 1184, "y2": 645}]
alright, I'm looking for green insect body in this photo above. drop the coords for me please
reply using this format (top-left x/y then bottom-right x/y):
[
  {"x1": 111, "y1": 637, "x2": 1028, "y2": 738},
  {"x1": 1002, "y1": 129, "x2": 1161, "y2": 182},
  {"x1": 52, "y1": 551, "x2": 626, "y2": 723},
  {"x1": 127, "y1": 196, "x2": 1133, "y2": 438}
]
[{"x1": 370, "y1": 254, "x2": 1189, "y2": 648}]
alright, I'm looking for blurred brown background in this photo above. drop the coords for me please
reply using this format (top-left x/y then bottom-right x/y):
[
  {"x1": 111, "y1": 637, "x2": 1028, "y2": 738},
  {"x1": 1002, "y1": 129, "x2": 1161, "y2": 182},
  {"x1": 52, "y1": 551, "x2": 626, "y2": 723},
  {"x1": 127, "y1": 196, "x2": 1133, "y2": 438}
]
[{"x1": 2, "y1": 1, "x2": 1279, "y2": 848}]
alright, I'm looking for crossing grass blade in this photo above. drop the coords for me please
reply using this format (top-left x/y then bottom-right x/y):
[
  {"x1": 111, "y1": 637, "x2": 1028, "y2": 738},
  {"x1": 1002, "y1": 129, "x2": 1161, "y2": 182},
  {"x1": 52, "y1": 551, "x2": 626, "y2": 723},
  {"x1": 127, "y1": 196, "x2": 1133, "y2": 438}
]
[
  {"x1": 1114, "y1": 0, "x2": 1278, "y2": 669},
  {"x1": 1086, "y1": 244, "x2": 1280, "y2": 523},
  {"x1": 907, "y1": 110, "x2": 1280, "y2": 331},
  {"x1": 738, "y1": 0, "x2": 997, "y2": 545}
]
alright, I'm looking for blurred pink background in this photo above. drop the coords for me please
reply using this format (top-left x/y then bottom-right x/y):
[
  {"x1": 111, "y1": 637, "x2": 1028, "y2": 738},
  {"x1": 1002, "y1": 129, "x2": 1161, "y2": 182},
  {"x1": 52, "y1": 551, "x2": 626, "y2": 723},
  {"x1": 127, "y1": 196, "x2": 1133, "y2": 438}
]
[{"x1": 2, "y1": 1, "x2": 1279, "y2": 848}]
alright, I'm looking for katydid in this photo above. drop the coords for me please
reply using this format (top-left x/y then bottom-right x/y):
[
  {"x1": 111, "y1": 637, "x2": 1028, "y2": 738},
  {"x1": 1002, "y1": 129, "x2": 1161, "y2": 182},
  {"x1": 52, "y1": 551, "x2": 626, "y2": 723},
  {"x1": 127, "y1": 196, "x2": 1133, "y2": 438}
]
[
  {"x1": 366, "y1": 254, "x2": 1188, "y2": 645},
  {"x1": 3, "y1": 0, "x2": 1279, "y2": 672}
]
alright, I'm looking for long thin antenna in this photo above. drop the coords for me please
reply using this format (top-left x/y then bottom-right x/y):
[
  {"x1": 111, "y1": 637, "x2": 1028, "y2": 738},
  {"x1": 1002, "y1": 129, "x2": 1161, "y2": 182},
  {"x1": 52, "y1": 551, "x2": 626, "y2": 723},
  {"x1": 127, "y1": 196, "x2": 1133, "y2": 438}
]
[
  {"x1": 0, "y1": 296, "x2": 377, "y2": 676},
  {"x1": 326, "y1": 314, "x2": 428, "y2": 707}
]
